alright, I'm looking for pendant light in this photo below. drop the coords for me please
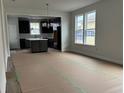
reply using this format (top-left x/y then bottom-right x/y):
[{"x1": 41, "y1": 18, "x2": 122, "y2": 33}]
[
  {"x1": 46, "y1": 3, "x2": 50, "y2": 28},
  {"x1": 46, "y1": 3, "x2": 49, "y2": 16}
]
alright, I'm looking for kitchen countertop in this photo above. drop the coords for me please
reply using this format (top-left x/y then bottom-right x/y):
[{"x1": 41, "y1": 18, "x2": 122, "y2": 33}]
[{"x1": 26, "y1": 38, "x2": 48, "y2": 41}]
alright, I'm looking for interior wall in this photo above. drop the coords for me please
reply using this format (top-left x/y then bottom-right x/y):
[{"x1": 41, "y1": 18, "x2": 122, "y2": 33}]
[
  {"x1": 5, "y1": 8, "x2": 70, "y2": 51},
  {"x1": 8, "y1": 16, "x2": 20, "y2": 49},
  {"x1": 0, "y1": 17, "x2": 6, "y2": 93},
  {"x1": 0, "y1": 0, "x2": 7, "y2": 93},
  {"x1": 70, "y1": 0, "x2": 123, "y2": 64},
  {"x1": 1, "y1": 0, "x2": 8, "y2": 69}
]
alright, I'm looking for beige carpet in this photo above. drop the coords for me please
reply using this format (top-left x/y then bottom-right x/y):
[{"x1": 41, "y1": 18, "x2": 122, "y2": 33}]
[{"x1": 11, "y1": 49, "x2": 123, "y2": 93}]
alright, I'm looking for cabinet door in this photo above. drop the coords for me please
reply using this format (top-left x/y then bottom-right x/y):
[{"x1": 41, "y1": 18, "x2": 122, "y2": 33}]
[
  {"x1": 20, "y1": 39, "x2": 26, "y2": 49},
  {"x1": 31, "y1": 41, "x2": 40, "y2": 53},
  {"x1": 57, "y1": 26, "x2": 61, "y2": 50},
  {"x1": 39, "y1": 40, "x2": 48, "y2": 52},
  {"x1": 19, "y1": 20, "x2": 30, "y2": 33}
]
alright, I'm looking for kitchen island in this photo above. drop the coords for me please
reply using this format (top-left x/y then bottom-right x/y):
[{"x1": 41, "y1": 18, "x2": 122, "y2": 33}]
[{"x1": 26, "y1": 38, "x2": 48, "y2": 53}]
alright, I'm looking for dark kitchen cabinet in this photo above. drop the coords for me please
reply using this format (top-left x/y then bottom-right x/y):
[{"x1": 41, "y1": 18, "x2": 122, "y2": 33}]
[
  {"x1": 29, "y1": 40, "x2": 48, "y2": 53},
  {"x1": 19, "y1": 19, "x2": 30, "y2": 33},
  {"x1": 57, "y1": 26, "x2": 61, "y2": 50},
  {"x1": 31, "y1": 41, "x2": 40, "y2": 53},
  {"x1": 20, "y1": 39, "x2": 26, "y2": 49}
]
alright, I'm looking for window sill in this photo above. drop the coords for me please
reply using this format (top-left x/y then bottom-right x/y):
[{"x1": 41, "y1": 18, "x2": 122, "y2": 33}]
[{"x1": 74, "y1": 43, "x2": 96, "y2": 47}]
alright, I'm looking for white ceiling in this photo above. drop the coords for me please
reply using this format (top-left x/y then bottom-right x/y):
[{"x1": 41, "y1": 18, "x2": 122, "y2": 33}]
[{"x1": 4, "y1": 0, "x2": 100, "y2": 12}]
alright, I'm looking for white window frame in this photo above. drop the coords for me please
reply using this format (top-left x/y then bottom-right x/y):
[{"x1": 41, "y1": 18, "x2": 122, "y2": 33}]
[
  {"x1": 30, "y1": 22, "x2": 40, "y2": 35},
  {"x1": 74, "y1": 10, "x2": 96, "y2": 46},
  {"x1": 84, "y1": 10, "x2": 96, "y2": 46},
  {"x1": 75, "y1": 14, "x2": 84, "y2": 44}
]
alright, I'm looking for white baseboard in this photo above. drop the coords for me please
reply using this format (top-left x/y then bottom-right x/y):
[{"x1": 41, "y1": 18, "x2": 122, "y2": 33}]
[{"x1": 69, "y1": 49, "x2": 122, "y2": 65}]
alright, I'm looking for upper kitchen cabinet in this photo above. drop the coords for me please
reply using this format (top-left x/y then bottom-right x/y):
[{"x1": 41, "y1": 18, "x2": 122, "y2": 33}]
[{"x1": 19, "y1": 18, "x2": 30, "y2": 33}]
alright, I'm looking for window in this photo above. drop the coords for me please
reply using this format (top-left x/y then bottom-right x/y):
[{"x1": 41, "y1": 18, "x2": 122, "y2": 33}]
[
  {"x1": 75, "y1": 11, "x2": 96, "y2": 46},
  {"x1": 30, "y1": 22, "x2": 40, "y2": 35},
  {"x1": 75, "y1": 15, "x2": 84, "y2": 44},
  {"x1": 84, "y1": 11, "x2": 96, "y2": 45}
]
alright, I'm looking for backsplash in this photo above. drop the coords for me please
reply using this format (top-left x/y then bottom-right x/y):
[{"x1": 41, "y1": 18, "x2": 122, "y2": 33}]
[{"x1": 19, "y1": 33, "x2": 53, "y2": 39}]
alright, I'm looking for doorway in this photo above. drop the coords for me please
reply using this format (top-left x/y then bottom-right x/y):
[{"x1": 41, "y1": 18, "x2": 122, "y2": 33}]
[{"x1": 7, "y1": 15, "x2": 62, "y2": 51}]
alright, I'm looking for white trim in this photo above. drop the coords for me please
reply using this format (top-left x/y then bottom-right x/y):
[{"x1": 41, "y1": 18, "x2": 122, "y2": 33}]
[{"x1": 71, "y1": 49, "x2": 122, "y2": 65}]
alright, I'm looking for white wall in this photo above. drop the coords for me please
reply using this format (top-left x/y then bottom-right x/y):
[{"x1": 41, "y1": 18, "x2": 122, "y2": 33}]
[
  {"x1": 1, "y1": 0, "x2": 8, "y2": 69},
  {"x1": 0, "y1": 0, "x2": 7, "y2": 93},
  {"x1": 8, "y1": 16, "x2": 20, "y2": 49},
  {"x1": 5, "y1": 7, "x2": 70, "y2": 51},
  {"x1": 70, "y1": 0, "x2": 123, "y2": 64}
]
